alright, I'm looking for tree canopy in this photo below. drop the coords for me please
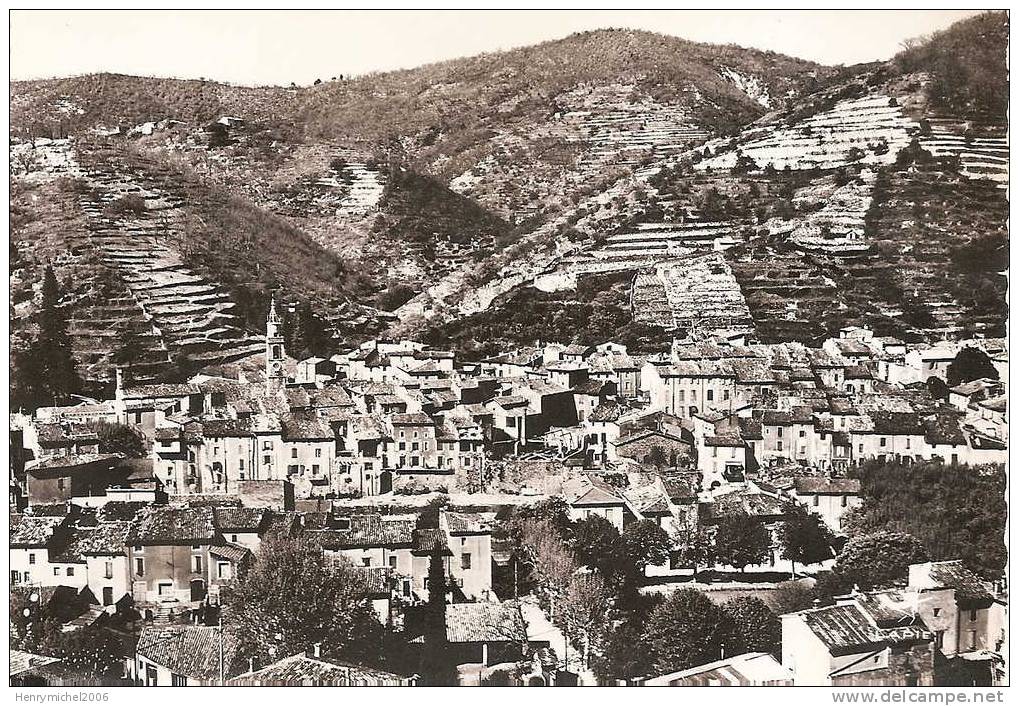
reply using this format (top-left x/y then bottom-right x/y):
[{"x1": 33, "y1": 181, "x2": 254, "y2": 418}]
[
  {"x1": 834, "y1": 530, "x2": 929, "y2": 590},
  {"x1": 712, "y1": 514, "x2": 772, "y2": 571},
  {"x1": 946, "y1": 347, "x2": 999, "y2": 387},
  {"x1": 225, "y1": 534, "x2": 384, "y2": 666},
  {"x1": 645, "y1": 588, "x2": 735, "y2": 674}
]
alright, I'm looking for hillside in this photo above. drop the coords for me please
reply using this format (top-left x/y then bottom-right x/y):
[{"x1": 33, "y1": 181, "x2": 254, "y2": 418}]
[
  {"x1": 410, "y1": 12, "x2": 1008, "y2": 351},
  {"x1": 9, "y1": 14, "x2": 1008, "y2": 390}
]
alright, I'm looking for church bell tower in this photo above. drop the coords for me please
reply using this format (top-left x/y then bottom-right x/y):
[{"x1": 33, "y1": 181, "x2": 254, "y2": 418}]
[{"x1": 266, "y1": 294, "x2": 286, "y2": 387}]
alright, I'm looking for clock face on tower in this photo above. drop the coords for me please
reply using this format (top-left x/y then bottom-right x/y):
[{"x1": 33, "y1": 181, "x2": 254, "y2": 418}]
[{"x1": 271, "y1": 361, "x2": 284, "y2": 376}]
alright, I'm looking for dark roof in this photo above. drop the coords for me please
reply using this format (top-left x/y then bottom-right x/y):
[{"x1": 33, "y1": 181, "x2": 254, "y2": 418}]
[
  {"x1": 662, "y1": 475, "x2": 699, "y2": 501},
  {"x1": 128, "y1": 506, "x2": 217, "y2": 545},
  {"x1": 351, "y1": 566, "x2": 395, "y2": 596},
  {"x1": 793, "y1": 478, "x2": 861, "y2": 495},
  {"x1": 136, "y1": 626, "x2": 238, "y2": 681},
  {"x1": 915, "y1": 560, "x2": 995, "y2": 604},
  {"x1": 413, "y1": 528, "x2": 450, "y2": 554},
  {"x1": 213, "y1": 507, "x2": 266, "y2": 532},
  {"x1": 589, "y1": 401, "x2": 625, "y2": 423},
  {"x1": 309, "y1": 514, "x2": 416, "y2": 549},
  {"x1": 390, "y1": 412, "x2": 433, "y2": 426},
  {"x1": 281, "y1": 415, "x2": 333, "y2": 441},
  {"x1": 572, "y1": 379, "x2": 609, "y2": 396},
  {"x1": 122, "y1": 383, "x2": 200, "y2": 399},
  {"x1": 199, "y1": 418, "x2": 253, "y2": 438},
  {"x1": 869, "y1": 411, "x2": 923, "y2": 436},
  {"x1": 800, "y1": 602, "x2": 925, "y2": 655},
  {"x1": 50, "y1": 523, "x2": 129, "y2": 562},
  {"x1": 922, "y1": 412, "x2": 967, "y2": 446},
  {"x1": 209, "y1": 542, "x2": 251, "y2": 564},
  {"x1": 97, "y1": 501, "x2": 149, "y2": 522}
]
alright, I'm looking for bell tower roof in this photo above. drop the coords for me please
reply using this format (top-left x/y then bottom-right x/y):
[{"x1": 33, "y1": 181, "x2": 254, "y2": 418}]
[{"x1": 267, "y1": 294, "x2": 282, "y2": 325}]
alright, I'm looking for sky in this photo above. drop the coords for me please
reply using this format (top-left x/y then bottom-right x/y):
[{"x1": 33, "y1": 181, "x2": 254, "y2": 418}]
[{"x1": 11, "y1": 10, "x2": 983, "y2": 87}]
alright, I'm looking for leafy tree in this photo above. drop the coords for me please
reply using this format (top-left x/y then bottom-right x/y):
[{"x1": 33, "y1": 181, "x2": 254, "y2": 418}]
[
  {"x1": 645, "y1": 589, "x2": 735, "y2": 674},
  {"x1": 835, "y1": 530, "x2": 929, "y2": 590},
  {"x1": 421, "y1": 547, "x2": 455, "y2": 685},
  {"x1": 724, "y1": 596, "x2": 781, "y2": 655},
  {"x1": 712, "y1": 514, "x2": 772, "y2": 571},
  {"x1": 94, "y1": 421, "x2": 146, "y2": 458},
  {"x1": 811, "y1": 570, "x2": 855, "y2": 606},
  {"x1": 845, "y1": 460, "x2": 1005, "y2": 580},
  {"x1": 571, "y1": 515, "x2": 631, "y2": 586},
  {"x1": 623, "y1": 519, "x2": 672, "y2": 573},
  {"x1": 780, "y1": 505, "x2": 834, "y2": 576},
  {"x1": 770, "y1": 579, "x2": 815, "y2": 615},
  {"x1": 225, "y1": 534, "x2": 384, "y2": 667},
  {"x1": 947, "y1": 347, "x2": 999, "y2": 387},
  {"x1": 591, "y1": 619, "x2": 655, "y2": 682}
]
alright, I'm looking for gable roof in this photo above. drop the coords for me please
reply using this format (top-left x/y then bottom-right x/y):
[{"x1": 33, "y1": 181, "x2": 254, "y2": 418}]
[
  {"x1": 228, "y1": 653, "x2": 410, "y2": 686},
  {"x1": 10, "y1": 514, "x2": 65, "y2": 547},
  {"x1": 128, "y1": 506, "x2": 217, "y2": 545},
  {"x1": 309, "y1": 514, "x2": 416, "y2": 549},
  {"x1": 445, "y1": 601, "x2": 528, "y2": 643},
  {"x1": 562, "y1": 475, "x2": 624, "y2": 507},
  {"x1": 136, "y1": 626, "x2": 238, "y2": 681},
  {"x1": 910, "y1": 560, "x2": 995, "y2": 604}
]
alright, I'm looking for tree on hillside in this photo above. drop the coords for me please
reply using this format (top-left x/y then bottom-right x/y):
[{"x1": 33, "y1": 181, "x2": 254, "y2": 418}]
[
  {"x1": 724, "y1": 596, "x2": 781, "y2": 655},
  {"x1": 421, "y1": 547, "x2": 455, "y2": 685},
  {"x1": 111, "y1": 330, "x2": 145, "y2": 385},
  {"x1": 15, "y1": 266, "x2": 81, "y2": 409},
  {"x1": 780, "y1": 505, "x2": 834, "y2": 577},
  {"x1": 622, "y1": 519, "x2": 672, "y2": 574},
  {"x1": 712, "y1": 514, "x2": 772, "y2": 572},
  {"x1": 947, "y1": 347, "x2": 999, "y2": 387},
  {"x1": 225, "y1": 534, "x2": 384, "y2": 667},
  {"x1": 645, "y1": 588, "x2": 736, "y2": 674},
  {"x1": 835, "y1": 531, "x2": 929, "y2": 590}
]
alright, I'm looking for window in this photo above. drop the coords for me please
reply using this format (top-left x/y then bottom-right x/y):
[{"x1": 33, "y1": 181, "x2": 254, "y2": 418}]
[
  {"x1": 777, "y1": 427, "x2": 783, "y2": 438},
  {"x1": 217, "y1": 562, "x2": 231, "y2": 580},
  {"x1": 315, "y1": 448, "x2": 322, "y2": 458},
  {"x1": 389, "y1": 555, "x2": 397, "y2": 569},
  {"x1": 239, "y1": 459, "x2": 244, "y2": 471},
  {"x1": 799, "y1": 430, "x2": 806, "y2": 438},
  {"x1": 934, "y1": 630, "x2": 945, "y2": 649},
  {"x1": 362, "y1": 558, "x2": 371, "y2": 567},
  {"x1": 312, "y1": 464, "x2": 320, "y2": 475},
  {"x1": 678, "y1": 390, "x2": 685, "y2": 402},
  {"x1": 880, "y1": 437, "x2": 887, "y2": 448},
  {"x1": 841, "y1": 496, "x2": 848, "y2": 508},
  {"x1": 263, "y1": 455, "x2": 271, "y2": 465},
  {"x1": 507, "y1": 417, "x2": 517, "y2": 428},
  {"x1": 54, "y1": 567, "x2": 62, "y2": 576},
  {"x1": 291, "y1": 448, "x2": 298, "y2": 458},
  {"x1": 28, "y1": 553, "x2": 36, "y2": 565},
  {"x1": 412, "y1": 442, "x2": 419, "y2": 451},
  {"x1": 105, "y1": 561, "x2": 114, "y2": 579},
  {"x1": 968, "y1": 630, "x2": 978, "y2": 649},
  {"x1": 707, "y1": 390, "x2": 714, "y2": 402},
  {"x1": 57, "y1": 478, "x2": 65, "y2": 491},
  {"x1": 263, "y1": 440, "x2": 272, "y2": 450},
  {"x1": 231, "y1": 535, "x2": 238, "y2": 543},
  {"x1": 933, "y1": 607, "x2": 942, "y2": 617},
  {"x1": 970, "y1": 610, "x2": 978, "y2": 622},
  {"x1": 723, "y1": 390, "x2": 730, "y2": 401},
  {"x1": 134, "y1": 412, "x2": 143, "y2": 424},
  {"x1": 135, "y1": 558, "x2": 145, "y2": 577},
  {"x1": 461, "y1": 553, "x2": 471, "y2": 570},
  {"x1": 399, "y1": 442, "x2": 406, "y2": 451},
  {"x1": 214, "y1": 447, "x2": 220, "y2": 456},
  {"x1": 402, "y1": 580, "x2": 411, "y2": 597},
  {"x1": 66, "y1": 567, "x2": 74, "y2": 577},
  {"x1": 813, "y1": 495, "x2": 819, "y2": 507},
  {"x1": 172, "y1": 674, "x2": 188, "y2": 687},
  {"x1": 777, "y1": 440, "x2": 783, "y2": 452},
  {"x1": 712, "y1": 447, "x2": 718, "y2": 458},
  {"x1": 191, "y1": 556, "x2": 202, "y2": 573},
  {"x1": 905, "y1": 438, "x2": 911, "y2": 450}
]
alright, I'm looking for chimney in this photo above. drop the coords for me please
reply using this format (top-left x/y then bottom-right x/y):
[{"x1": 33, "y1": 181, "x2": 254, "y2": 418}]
[{"x1": 312, "y1": 643, "x2": 321, "y2": 658}]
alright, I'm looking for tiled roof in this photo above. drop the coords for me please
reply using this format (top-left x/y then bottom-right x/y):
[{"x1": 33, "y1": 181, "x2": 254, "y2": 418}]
[
  {"x1": 199, "y1": 418, "x2": 253, "y2": 438},
  {"x1": 912, "y1": 560, "x2": 995, "y2": 604},
  {"x1": 413, "y1": 528, "x2": 450, "y2": 554},
  {"x1": 136, "y1": 626, "x2": 238, "y2": 681},
  {"x1": 27, "y1": 453, "x2": 121, "y2": 471},
  {"x1": 350, "y1": 566, "x2": 394, "y2": 596},
  {"x1": 562, "y1": 475, "x2": 623, "y2": 506},
  {"x1": 662, "y1": 475, "x2": 699, "y2": 501},
  {"x1": 98, "y1": 501, "x2": 149, "y2": 522},
  {"x1": 281, "y1": 415, "x2": 334, "y2": 440},
  {"x1": 793, "y1": 478, "x2": 861, "y2": 495},
  {"x1": 869, "y1": 411, "x2": 923, "y2": 436},
  {"x1": 309, "y1": 514, "x2": 416, "y2": 549},
  {"x1": 122, "y1": 383, "x2": 200, "y2": 399},
  {"x1": 390, "y1": 412, "x2": 433, "y2": 426},
  {"x1": 589, "y1": 401, "x2": 625, "y2": 422},
  {"x1": 444, "y1": 511, "x2": 488, "y2": 535},
  {"x1": 213, "y1": 507, "x2": 265, "y2": 532},
  {"x1": 128, "y1": 506, "x2": 217, "y2": 545},
  {"x1": 50, "y1": 523, "x2": 129, "y2": 561},
  {"x1": 445, "y1": 601, "x2": 528, "y2": 643},
  {"x1": 209, "y1": 542, "x2": 251, "y2": 564},
  {"x1": 10, "y1": 514, "x2": 64, "y2": 547},
  {"x1": 10, "y1": 650, "x2": 62, "y2": 677},
  {"x1": 228, "y1": 653, "x2": 410, "y2": 686},
  {"x1": 799, "y1": 601, "x2": 929, "y2": 655}
]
